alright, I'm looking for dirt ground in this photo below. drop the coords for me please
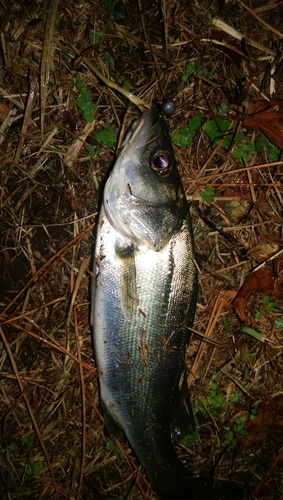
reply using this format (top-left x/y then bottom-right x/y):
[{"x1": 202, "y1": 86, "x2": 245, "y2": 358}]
[{"x1": 0, "y1": 1, "x2": 283, "y2": 499}]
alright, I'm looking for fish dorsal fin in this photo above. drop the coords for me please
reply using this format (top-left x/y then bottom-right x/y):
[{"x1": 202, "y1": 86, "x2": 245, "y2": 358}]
[{"x1": 171, "y1": 371, "x2": 196, "y2": 442}]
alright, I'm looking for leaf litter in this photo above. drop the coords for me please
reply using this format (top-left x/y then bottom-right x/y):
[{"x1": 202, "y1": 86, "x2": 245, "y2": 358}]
[{"x1": 0, "y1": 1, "x2": 283, "y2": 499}]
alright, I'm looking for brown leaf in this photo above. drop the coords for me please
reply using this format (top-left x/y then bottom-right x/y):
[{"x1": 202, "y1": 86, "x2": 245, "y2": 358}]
[
  {"x1": 247, "y1": 241, "x2": 280, "y2": 264},
  {"x1": 0, "y1": 102, "x2": 10, "y2": 122},
  {"x1": 232, "y1": 268, "x2": 281, "y2": 323},
  {"x1": 59, "y1": 72, "x2": 69, "y2": 86},
  {"x1": 76, "y1": 308, "x2": 89, "y2": 326},
  {"x1": 222, "y1": 174, "x2": 252, "y2": 200},
  {"x1": 241, "y1": 395, "x2": 283, "y2": 448},
  {"x1": 243, "y1": 99, "x2": 283, "y2": 149},
  {"x1": 70, "y1": 196, "x2": 80, "y2": 212},
  {"x1": 204, "y1": 288, "x2": 239, "y2": 315},
  {"x1": 220, "y1": 171, "x2": 260, "y2": 204}
]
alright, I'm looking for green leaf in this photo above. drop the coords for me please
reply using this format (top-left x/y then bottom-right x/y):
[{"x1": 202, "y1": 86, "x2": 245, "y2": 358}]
[
  {"x1": 85, "y1": 143, "x2": 100, "y2": 159},
  {"x1": 104, "y1": 51, "x2": 115, "y2": 68},
  {"x1": 188, "y1": 115, "x2": 202, "y2": 132},
  {"x1": 62, "y1": 371, "x2": 72, "y2": 385},
  {"x1": 83, "y1": 101, "x2": 96, "y2": 123},
  {"x1": 106, "y1": 440, "x2": 115, "y2": 451},
  {"x1": 172, "y1": 130, "x2": 193, "y2": 147},
  {"x1": 180, "y1": 427, "x2": 199, "y2": 446},
  {"x1": 44, "y1": 161, "x2": 54, "y2": 171},
  {"x1": 232, "y1": 146, "x2": 249, "y2": 161},
  {"x1": 75, "y1": 75, "x2": 84, "y2": 91},
  {"x1": 105, "y1": 0, "x2": 124, "y2": 21},
  {"x1": 222, "y1": 429, "x2": 235, "y2": 447},
  {"x1": 201, "y1": 186, "x2": 215, "y2": 204},
  {"x1": 75, "y1": 75, "x2": 96, "y2": 122},
  {"x1": 202, "y1": 119, "x2": 233, "y2": 148},
  {"x1": 117, "y1": 75, "x2": 130, "y2": 91},
  {"x1": 26, "y1": 461, "x2": 43, "y2": 476},
  {"x1": 233, "y1": 415, "x2": 246, "y2": 433},
  {"x1": 21, "y1": 433, "x2": 35, "y2": 449},
  {"x1": 224, "y1": 199, "x2": 246, "y2": 218},
  {"x1": 94, "y1": 126, "x2": 117, "y2": 148},
  {"x1": 89, "y1": 30, "x2": 105, "y2": 45},
  {"x1": 263, "y1": 295, "x2": 271, "y2": 304},
  {"x1": 255, "y1": 134, "x2": 281, "y2": 161},
  {"x1": 232, "y1": 141, "x2": 256, "y2": 162},
  {"x1": 218, "y1": 102, "x2": 230, "y2": 115},
  {"x1": 231, "y1": 391, "x2": 240, "y2": 403},
  {"x1": 241, "y1": 326, "x2": 262, "y2": 341},
  {"x1": 182, "y1": 63, "x2": 195, "y2": 81},
  {"x1": 275, "y1": 316, "x2": 283, "y2": 329}
]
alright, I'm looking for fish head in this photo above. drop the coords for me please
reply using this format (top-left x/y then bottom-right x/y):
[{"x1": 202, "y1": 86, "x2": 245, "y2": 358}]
[{"x1": 104, "y1": 109, "x2": 187, "y2": 251}]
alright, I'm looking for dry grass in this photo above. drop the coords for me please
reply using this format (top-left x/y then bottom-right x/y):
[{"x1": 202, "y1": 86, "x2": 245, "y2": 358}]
[{"x1": 0, "y1": 0, "x2": 283, "y2": 499}]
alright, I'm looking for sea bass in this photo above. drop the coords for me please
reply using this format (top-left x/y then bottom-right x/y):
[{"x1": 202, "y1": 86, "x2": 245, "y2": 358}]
[{"x1": 91, "y1": 110, "x2": 219, "y2": 499}]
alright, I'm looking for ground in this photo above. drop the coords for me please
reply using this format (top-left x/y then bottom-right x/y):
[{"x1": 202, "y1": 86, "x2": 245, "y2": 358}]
[{"x1": 0, "y1": 1, "x2": 283, "y2": 499}]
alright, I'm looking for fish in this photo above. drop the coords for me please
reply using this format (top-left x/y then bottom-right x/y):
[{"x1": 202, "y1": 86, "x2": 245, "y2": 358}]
[{"x1": 91, "y1": 109, "x2": 241, "y2": 500}]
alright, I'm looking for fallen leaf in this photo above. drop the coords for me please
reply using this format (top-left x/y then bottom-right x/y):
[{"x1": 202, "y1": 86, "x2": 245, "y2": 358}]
[
  {"x1": 247, "y1": 241, "x2": 280, "y2": 264},
  {"x1": 233, "y1": 268, "x2": 283, "y2": 323},
  {"x1": 221, "y1": 171, "x2": 260, "y2": 201},
  {"x1": 59, "y1": 72, "x2": 69, "y2": 86},
  {"x1": 0, "y1": 101, "x2": 10, "y2": 122},
  {"x1": 204, "y1": 288, "x2": 239, "y2": 316},
  {"x1": 241, "y1": 395, "x2": 283, "y2": 448},
  {"x1": 76, "y1": 308, "x2": 89, "y2": 325},
  {"x1": 70, "y1": 196, "x2": 80, "y2": 212},
  {"x1": 243, "y1": 100, "x2": 283, "y2": 149}
]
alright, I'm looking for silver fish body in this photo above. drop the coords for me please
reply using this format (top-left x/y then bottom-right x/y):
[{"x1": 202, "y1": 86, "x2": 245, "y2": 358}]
[{"x1": 91, "y1": 110, "x2": 208, "y2": 499}]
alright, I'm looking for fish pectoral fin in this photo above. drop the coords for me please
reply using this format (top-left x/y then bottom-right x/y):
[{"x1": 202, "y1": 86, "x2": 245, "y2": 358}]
[
  {"x1": 115, "y1": 238, "x2": 137, "y2": 321},
  {"x1": 171, "y1": 373, "x2": 196, "y2": 442},
  {"x1": 102, "y1": 399, "x2": 125, "y2": 441}
]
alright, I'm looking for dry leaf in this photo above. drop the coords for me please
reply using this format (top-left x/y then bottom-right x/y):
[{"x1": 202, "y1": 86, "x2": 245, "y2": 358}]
[
  {"x1": 0, "y1": 101, "x2": 10, "y2": 122},
  {"x1": 59, "y1": 72, "x2": 69, "y2": 86},
  {"x1": 76, "y1": 308, "x2": 89, "y2": 326},
  {"x1": 204, "y1": 288, "x2": 239, "y2": 315},
  {"x1": 241, "y1": 395, "x2": 283, "y2": 448},
  {"x1": 233, "y1": 268, "x2": 283, "y2": 323},
  {"x1": 70, "y1": 197, "x2": 80, "y2": 212},
  {"x1": 247, "y1": 242, "x2": 280, "y2": 264},
  {"x1": 243, "y1": 99, "x2": 283, "y2": 149}
]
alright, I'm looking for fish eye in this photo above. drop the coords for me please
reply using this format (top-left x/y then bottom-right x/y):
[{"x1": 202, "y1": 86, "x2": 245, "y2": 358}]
[{"x1": 150, "y1": 151, "x2": 174, "y2": 177}]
